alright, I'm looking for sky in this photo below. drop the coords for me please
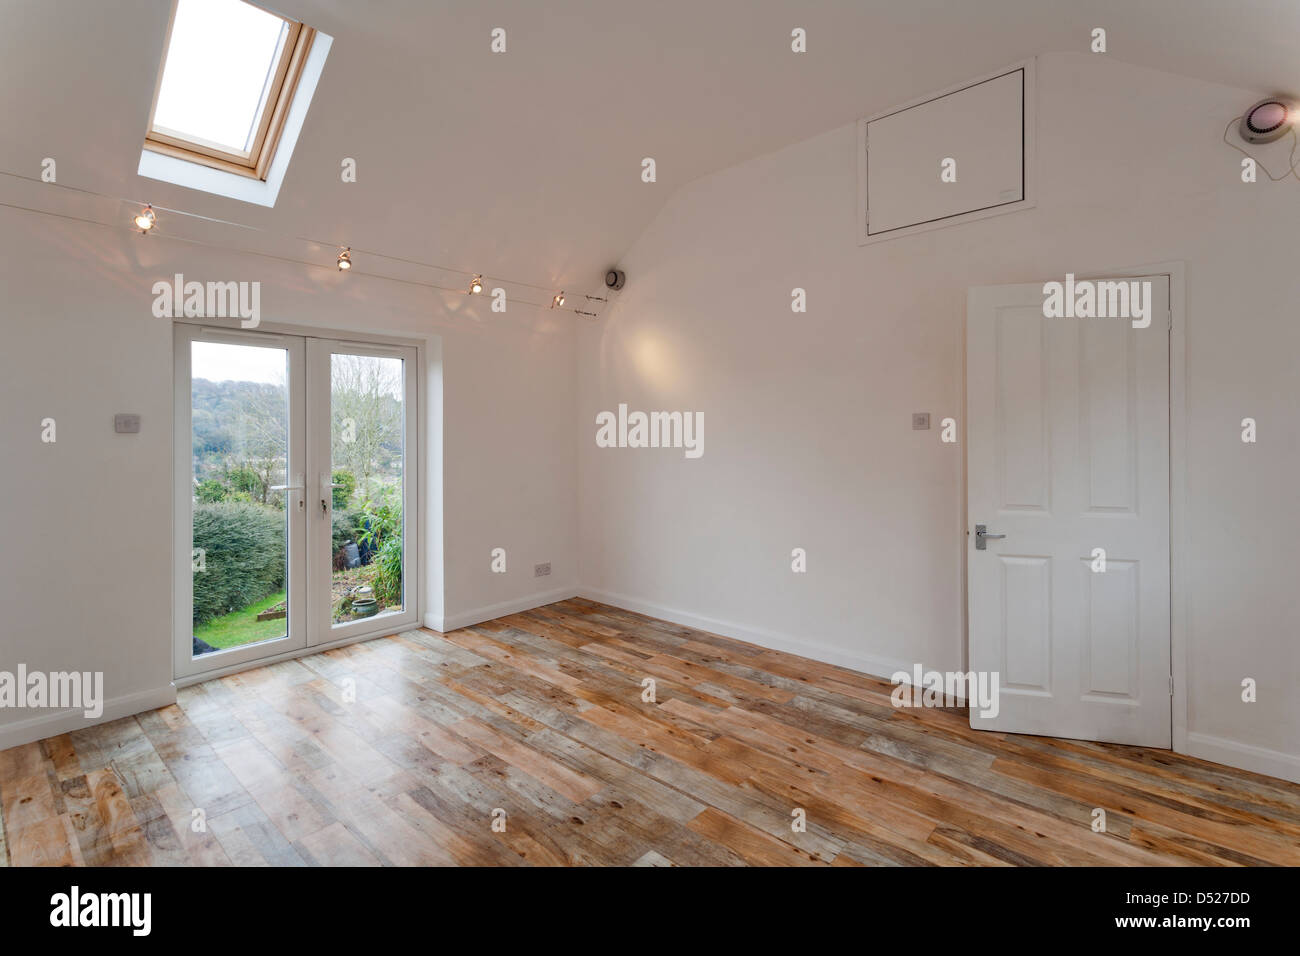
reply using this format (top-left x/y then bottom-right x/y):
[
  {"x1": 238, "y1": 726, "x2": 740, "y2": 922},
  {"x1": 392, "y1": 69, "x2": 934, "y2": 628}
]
[
  {"x1": 152, "y1": 0, "x2": 286, "y2": 153},
  {"x1": 191, "y1": 343, "x2": 406, "y2": 399},
  {"x1": 192, "y1": 341, "x2": 286, "y2": 385}
]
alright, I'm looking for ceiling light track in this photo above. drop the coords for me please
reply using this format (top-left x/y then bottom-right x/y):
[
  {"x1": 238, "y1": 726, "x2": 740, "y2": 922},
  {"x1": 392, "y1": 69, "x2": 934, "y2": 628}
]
[
  {"x1": 0, "y1": 165, "x2": 608, "y2": 316},
  {"x1": 0, "y1": 195, "x2": 603, "y2": 320}
]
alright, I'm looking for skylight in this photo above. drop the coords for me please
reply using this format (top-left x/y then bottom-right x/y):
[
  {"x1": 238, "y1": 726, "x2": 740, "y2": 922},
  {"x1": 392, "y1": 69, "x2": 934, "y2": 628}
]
[{"x1": 145, "y1": 0, "x2": 315, "y2": 179}]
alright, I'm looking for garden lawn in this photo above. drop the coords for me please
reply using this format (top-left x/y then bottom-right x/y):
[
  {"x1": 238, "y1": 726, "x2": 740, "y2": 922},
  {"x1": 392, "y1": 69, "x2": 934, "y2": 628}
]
[{"x1": 192, "y1": 590, "x2": 287, "y2": 650}]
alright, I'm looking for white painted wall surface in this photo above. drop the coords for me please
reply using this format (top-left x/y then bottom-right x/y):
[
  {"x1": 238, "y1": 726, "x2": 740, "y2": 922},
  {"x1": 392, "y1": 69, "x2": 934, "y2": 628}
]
[{"x1": 578, "y1": 53, "x2": 1300, "y2": 781}]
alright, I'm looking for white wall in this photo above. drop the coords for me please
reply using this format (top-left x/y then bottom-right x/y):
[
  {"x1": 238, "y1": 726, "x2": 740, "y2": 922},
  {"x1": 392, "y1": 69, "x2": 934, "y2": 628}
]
[
  {"x1": 578, "y1": 53, "x2": 1300, "y2": 781},
  {"x1": 0, "y1": 213, "x2": 578, "y2": 746}
]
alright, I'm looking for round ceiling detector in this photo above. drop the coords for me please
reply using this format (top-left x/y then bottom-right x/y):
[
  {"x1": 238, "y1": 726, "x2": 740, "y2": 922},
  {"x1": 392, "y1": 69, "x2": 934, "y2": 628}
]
[{"x1": 1240, "y1": 98, "x2": 1292, "y2": 144}]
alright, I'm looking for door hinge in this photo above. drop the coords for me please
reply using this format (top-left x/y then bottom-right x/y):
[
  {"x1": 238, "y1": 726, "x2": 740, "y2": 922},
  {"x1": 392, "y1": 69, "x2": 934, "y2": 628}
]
[
  {"x1": 1167, "y1": 311, "x2": 1172, "y2": 331},
  {"x1": 1168, "y1": 674, "x2": 1174, "y2": 695}
]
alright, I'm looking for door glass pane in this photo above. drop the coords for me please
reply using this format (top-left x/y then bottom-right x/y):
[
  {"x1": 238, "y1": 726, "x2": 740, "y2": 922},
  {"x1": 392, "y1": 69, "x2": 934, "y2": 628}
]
[
  {"x1": 329, "y1": 353, "x2": 405, "y2": 625},
  {"x1": 190, "y1": 341, "x2": 290, "y2": 657}
]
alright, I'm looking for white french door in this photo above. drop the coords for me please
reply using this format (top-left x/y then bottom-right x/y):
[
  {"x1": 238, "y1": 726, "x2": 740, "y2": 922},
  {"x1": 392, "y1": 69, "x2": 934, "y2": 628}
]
[
  {"x1": 305, "y1": 337, "x2": 418, "y2": 648},
  {"x1": 174, "y1": 325, "x2": 419, "y2": 679},
  {"x1": 965, "y1": 277, "x2": 1170, "y2": 747}
]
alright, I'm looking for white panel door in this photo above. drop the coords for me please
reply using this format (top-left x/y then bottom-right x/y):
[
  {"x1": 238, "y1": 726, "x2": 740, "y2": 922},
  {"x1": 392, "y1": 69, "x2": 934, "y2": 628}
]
[{"x1": 966, "y1": 277, "x2": 1170, "y2": 746}]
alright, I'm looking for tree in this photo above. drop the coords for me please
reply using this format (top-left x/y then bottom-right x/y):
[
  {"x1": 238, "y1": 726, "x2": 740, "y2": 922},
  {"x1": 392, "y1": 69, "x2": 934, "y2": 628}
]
[
  {"x1": 331, "y1": 470, "x2": 356, "y2": 509},
  {"x1": 195, "y1": 478, "x2": 230, "y2": 503},
  {"x1": 330, "y1": 354, "x2": 403, "y2": 505}
]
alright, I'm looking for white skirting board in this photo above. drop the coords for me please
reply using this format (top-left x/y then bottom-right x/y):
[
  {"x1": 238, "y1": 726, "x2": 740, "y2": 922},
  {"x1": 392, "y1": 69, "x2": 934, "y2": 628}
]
[
  {"x1": 1186, "y1": 732, "x2": 1300, "y2": 786},
  {"x1": 577, "y1": 586, "x2": 917, "y2": 684},
  {"x1": 0, "y1": 685, "x2": 177, "y2": 753},
  {"x1": 425, "y1": 585, "x2": 580, "y2": 633}
]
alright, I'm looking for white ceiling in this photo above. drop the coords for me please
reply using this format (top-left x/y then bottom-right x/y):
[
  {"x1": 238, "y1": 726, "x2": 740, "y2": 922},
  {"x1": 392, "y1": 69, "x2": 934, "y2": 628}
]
[{"x1": 3, "y1": 0, "x2": 1299, "y2": 295}]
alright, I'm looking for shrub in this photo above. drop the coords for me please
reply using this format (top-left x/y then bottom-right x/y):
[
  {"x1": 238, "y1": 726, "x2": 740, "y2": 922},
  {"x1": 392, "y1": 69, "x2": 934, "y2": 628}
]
[
  {"x1": 331, "y1": 470, "x2": 356, "y2": 510},
  {"x1": 368, "y1": 535, "x2": 403, "y2": 606},
  {"x1": 225, "y1": 464, "x2": 263, "y2": 498},
  {"x1": 195, "y1": 478, "x2": 231, "y2": 503},
  {"x1": 358, "y1": 490, "x2": 401, "y2": 543},
  {"x1": 358, "y1": 491, "x2": 402, "y2": 604},
  {"x1": 192, "y1": 502, "x2": 286, "y2": 626}
]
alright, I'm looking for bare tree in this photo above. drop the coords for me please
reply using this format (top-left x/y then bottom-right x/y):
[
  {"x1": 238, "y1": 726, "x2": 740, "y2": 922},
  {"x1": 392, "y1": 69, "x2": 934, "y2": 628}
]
[
  {"x1": 222, "y1": 379, "x2": 288, "y2": 506},
  {"x1": 330, "y1": 354, "x2": 403, "y2": 505}
]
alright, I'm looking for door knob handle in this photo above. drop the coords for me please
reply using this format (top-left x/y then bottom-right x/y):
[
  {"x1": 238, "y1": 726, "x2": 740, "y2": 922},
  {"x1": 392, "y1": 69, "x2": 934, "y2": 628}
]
[
  {"x1": 975, "y1": 524, "x2": 1006, "y2": 550},
  {"x1": 271, "y1": 473, "x2": 305, "y2": 492}
]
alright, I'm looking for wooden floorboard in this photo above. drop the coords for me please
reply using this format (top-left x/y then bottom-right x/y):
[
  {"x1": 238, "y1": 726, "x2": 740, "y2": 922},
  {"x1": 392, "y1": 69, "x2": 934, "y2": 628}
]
[{"x1": 1, "y1": 598, "x2": 1297, "y2": 866}]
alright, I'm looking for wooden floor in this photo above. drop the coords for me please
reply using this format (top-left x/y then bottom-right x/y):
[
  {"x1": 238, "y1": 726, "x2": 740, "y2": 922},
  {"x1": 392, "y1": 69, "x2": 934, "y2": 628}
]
[{"x1": 2, "y1": 598, "x2": 1298, "y2": 866}]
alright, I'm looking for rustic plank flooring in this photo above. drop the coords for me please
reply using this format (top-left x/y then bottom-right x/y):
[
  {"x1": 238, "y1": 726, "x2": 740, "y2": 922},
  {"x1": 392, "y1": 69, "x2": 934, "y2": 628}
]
[{"x1": 2, "y1": 598, "x2": 1298, "y2": 866}]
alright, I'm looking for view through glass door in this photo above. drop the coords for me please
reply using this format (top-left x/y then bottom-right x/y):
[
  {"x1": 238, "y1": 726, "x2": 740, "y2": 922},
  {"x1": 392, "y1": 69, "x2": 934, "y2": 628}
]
[
  {"x1": 307, "y1": 339, "x2": 418, "y2": 646},
  {"x1": 175, "y1": 327, "x2": 418, "y2": 678}
]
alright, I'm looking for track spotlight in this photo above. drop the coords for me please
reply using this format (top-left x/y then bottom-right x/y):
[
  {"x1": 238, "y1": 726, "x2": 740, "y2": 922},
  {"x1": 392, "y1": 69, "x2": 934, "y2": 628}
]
[
  {"x1": 337, "y1": 247, "x2": 352, "y2": 271},
  {"x1": 470, "y1": 274, "x2": 484, "y2": 294},
  {"x1": 134, "y1": 204, "x2": 156, "y2": 233},
  {"x1": 552, "y1": 291, "x2": 565, "y2": 308}
]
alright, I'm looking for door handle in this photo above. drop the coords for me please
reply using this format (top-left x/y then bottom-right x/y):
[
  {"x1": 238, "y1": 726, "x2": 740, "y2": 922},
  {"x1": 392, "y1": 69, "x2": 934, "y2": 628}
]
[
  {"x1": 975, "y1": 524, "x2": 1006, "y2": 550},
  {"x1": 319, "y1": 473, "x2": 337, "y2": 517},
  {"x1": 271, "y1": 475, "x2": 306, "y2": 510}
]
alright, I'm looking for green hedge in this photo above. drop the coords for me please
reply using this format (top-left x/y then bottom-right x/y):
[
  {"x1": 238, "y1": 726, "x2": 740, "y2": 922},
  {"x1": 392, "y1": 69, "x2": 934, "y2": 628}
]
[{"x1": 192, "y1": 502, "x2": 286, "y2": 626}]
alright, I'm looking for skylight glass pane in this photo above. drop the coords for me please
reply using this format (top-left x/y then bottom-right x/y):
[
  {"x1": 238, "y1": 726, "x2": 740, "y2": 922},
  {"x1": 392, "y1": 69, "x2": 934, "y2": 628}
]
[{"x1": 152, "y1": 0, "x2": 288, "y2": 156}]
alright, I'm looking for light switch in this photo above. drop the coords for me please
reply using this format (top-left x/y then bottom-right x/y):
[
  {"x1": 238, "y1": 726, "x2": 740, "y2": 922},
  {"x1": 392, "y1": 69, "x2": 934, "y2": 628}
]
[
  {"x1": 912, "y1": 412, "x2": 930, "y2": 430},
  {"x1": 114, "y1": 414, "x2": 141, "y2": 434}
]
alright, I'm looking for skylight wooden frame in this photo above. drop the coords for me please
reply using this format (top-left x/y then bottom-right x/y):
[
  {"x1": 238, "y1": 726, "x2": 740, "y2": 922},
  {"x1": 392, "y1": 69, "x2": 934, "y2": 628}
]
[{"x1": 144, "y1": 0, "x2": 315, "y2": 181}]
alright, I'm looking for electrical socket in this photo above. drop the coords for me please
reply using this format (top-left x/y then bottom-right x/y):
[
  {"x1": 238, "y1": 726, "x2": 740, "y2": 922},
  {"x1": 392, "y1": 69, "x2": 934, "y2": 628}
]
[
  {"x1": 534, "y1": 562, "x2": 551, "y2": 577},
  {"x1": 912, "y1": 412, "x2": 930, "y2": 430}
]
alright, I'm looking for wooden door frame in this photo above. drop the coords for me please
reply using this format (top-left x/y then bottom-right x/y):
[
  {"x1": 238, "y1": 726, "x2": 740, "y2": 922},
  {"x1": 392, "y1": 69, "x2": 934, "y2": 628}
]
[{"x1": 962, "y1": 260, "x2": 1187, "y2": 754}]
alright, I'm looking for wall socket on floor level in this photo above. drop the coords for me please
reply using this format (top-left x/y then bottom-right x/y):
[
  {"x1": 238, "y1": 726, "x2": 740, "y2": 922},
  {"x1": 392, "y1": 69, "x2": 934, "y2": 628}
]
[{"x1": 534, "y1": 562, "x2": 551, "y2": 577}]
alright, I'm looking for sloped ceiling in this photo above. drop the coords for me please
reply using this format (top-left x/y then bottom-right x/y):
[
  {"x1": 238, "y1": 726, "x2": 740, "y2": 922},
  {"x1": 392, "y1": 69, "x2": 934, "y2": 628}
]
[{"x1": 2, "y1": 0, "x2": 1299, "y2": 297}]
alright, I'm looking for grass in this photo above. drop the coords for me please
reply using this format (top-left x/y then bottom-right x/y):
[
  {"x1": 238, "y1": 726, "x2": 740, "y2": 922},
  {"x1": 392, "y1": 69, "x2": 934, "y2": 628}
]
[
  {"x1": 193, "y1": 564, "x2": 401, "y2": 652},
  {"x1": 192, "y1": 590, "x2": 286, "y2": 650}
]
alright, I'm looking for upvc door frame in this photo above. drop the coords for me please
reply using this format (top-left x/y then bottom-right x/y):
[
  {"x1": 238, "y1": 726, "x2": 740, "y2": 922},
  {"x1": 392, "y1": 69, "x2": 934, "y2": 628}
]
[
  {"x1": 173, "y1": 320, "x2": 424, "y2": 683},
  {"x1": 173, "y1": 324, "x2": 309, "y2": 680},
  {"x1": 306, "y1": 336, "x2": 420, "y2": 646}
]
